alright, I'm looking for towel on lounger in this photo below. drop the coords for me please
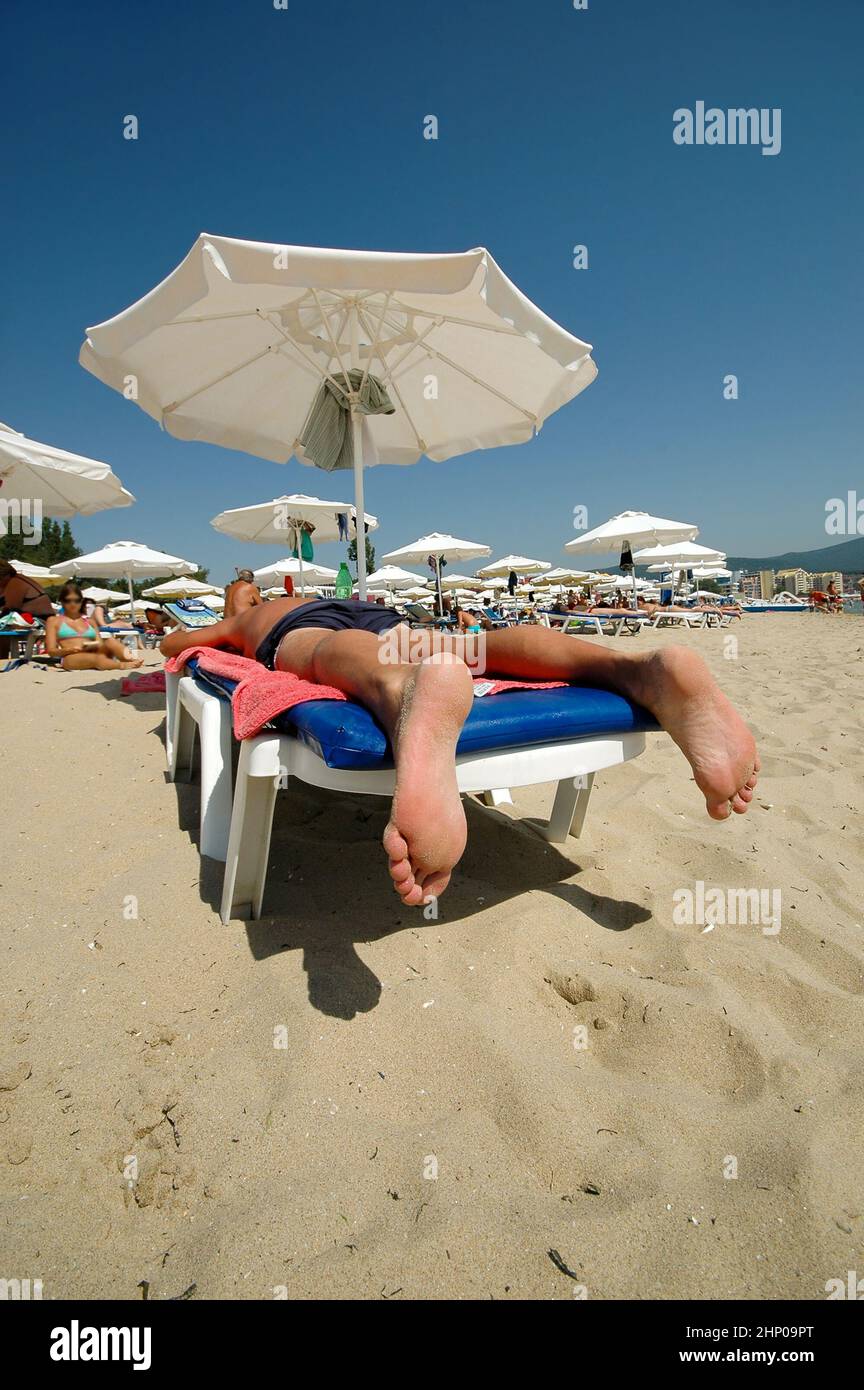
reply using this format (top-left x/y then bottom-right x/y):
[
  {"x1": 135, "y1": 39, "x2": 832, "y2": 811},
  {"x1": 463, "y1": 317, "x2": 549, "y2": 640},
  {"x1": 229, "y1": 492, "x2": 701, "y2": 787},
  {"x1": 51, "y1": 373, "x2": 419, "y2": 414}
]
[{"x1": 165, "y1": 646, "x2": 565, "y2": 740}]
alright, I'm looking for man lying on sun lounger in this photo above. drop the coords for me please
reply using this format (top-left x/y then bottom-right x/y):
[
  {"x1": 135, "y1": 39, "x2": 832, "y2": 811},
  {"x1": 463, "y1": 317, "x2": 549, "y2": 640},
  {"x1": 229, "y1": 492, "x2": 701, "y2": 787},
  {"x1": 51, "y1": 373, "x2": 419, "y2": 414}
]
[{"x1": 161, "y1": 595, "x2": 759, "y2": 908}]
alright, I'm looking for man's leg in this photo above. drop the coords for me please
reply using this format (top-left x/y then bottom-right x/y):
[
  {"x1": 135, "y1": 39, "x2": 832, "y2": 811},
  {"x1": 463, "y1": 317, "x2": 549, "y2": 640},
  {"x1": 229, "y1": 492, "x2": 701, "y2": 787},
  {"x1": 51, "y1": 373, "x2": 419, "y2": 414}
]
[
  {"x1": 402, "y1": 624, "x2": 759, "y2": 821},
  {"x1": 276, "y1": 627, "x2": 474, "y2": 906}
]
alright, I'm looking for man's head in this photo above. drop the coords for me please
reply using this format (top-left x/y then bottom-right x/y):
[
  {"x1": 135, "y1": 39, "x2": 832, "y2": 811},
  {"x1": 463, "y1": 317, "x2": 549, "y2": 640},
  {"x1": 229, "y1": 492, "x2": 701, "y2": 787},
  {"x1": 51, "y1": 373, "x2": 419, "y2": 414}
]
[{"x1": 236, "y1": 568, "x2": 254, "y2": 583}]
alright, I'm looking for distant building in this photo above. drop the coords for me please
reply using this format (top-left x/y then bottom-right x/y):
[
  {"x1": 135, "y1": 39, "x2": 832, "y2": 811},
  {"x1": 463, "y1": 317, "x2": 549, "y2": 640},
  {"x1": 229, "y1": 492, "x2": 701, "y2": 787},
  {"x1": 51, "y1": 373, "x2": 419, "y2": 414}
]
[
  {"x1": 741, "y1": 573, "x2": 759, "y2": 600},
  {"x1": 811, "y1": 570, "x2": 843, "y2": 592},
  {"x1": 759, "y1": 569, "x2": 775, "y2": 600},
  {"x1": 775, "y1": 567, "x2": 812, "y2": 595}
]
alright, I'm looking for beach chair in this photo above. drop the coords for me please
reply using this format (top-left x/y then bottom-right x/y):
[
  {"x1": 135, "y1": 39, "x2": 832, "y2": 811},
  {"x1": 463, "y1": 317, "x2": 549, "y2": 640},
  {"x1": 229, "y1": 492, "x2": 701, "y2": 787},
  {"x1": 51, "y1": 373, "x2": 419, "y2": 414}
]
[
  {"x1": 481, "y1": 606, "x2": 512, "y2": 628},
  {"x1": 0, "y1": 613, "x2": 45, "y2": 662},
  {"x1": 164, "y1": 660, "x2": 660, "y2": 923},
  {"x1": 162, "y1": 599, "x2": 221, "y2": 629},
  {"x1": 588, "y1": 610, "x2": 652, "y2": 636},
  {"x1": 538, "y1": 611, "x2": 605, "y2": 636},
  {"x1": 649, "y1": 609, "x2": 708, "y2": 630},
  {"x1": 403, "y1": 602, "x2": 457, "y2": 631},
  {"x1": 165, "y1": 668, "x2": 235, "y2": 859}
]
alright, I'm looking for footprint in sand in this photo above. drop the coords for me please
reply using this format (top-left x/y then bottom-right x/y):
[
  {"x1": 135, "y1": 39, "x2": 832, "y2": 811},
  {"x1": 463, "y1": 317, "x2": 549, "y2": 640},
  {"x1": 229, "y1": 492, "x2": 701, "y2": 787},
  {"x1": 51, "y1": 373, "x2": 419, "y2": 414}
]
[
  {"x1": 114, "y1": 1030, "x2": 198, "y2": 1211},
  {"x1": 545, "y1": 975, "x2": 765, "y2": 1102}
]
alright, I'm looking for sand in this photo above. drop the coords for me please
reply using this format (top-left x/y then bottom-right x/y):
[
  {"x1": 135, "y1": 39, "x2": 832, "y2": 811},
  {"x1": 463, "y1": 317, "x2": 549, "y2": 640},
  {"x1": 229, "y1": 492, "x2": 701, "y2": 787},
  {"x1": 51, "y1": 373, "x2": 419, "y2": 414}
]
[{"x1": 1, "y1": 617, "x2": 862, "y2": 1301}]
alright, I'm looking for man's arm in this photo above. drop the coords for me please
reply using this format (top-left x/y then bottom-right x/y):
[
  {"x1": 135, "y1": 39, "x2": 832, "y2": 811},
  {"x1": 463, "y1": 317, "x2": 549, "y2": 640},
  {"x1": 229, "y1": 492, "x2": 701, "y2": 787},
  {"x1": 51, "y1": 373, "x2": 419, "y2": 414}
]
[{"x1": 160, "y1": 616, "x2": 241, "y2": 660}]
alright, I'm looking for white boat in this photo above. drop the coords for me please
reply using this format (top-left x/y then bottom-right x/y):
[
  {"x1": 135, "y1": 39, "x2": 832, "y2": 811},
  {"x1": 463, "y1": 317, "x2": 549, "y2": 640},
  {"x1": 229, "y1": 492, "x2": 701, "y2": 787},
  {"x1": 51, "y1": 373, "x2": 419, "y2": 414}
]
[{"x1": 741, "y1": 591, "x2": 811, "y2": 614}]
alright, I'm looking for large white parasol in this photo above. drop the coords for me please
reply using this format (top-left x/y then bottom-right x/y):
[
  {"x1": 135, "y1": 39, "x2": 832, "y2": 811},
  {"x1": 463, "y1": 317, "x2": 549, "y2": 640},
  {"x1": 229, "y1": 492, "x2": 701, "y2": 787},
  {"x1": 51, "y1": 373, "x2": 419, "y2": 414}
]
[
  {"x1": 633, "y1": 540, "x2": 725, "y2": 566},
  {"x1": 54, "y1": 540, "x2": 197, "y2": 616},
  {"x1": 635, "y1": 541, "x2": 726, "y2": 598},
  {"x1": 383, "y1": 532, "x2": 491, "y2": 614},
  {"x1": 476, "y1": 554, "x2": 552, "y2": 580},
  {"x1": 0, "y1": 421, "x2": 135, "y2": 518},
  {"x1": 210, "y1": 492, "x2": 377, "y2": 596},
  {"x1": 565, "y1": 510, "x2": 699, "y2": 608},
  {"x1": 141, "y1": 577, "x2": 222, "y2": 599},
  {"x1": 251, "y1": 557, "x2": 338, "y2": 591},
  {"x1": 79, "y1": 235, "x2": 597, "y2": 598},
  {"x1": 365, "y1": 564, "x2": 425, "y2": 593},
  {"x1": 9, "y1": 559, "x2": 64, "y2": 586},
  {"x1": 81, "y1": 584, "x2": 122, "y2": 604}
]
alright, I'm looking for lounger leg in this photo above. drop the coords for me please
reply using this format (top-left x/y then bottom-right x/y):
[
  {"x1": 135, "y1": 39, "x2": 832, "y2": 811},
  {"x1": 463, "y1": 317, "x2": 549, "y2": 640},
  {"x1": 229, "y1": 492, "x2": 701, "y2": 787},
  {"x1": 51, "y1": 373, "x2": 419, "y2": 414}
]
[
  {"x1": 198, "y1": 697, "x2": 233, "y2": 861},
  {"x1": 164, "y1": 671, "x2": 181, "y2": 772},
  {"x1": 480, "y1": 788, "x2": 515, "y2": 808},
  {"x1": 537, "y1": 772, "x2": 595, "y2": 843},
  {"x1": 221, "y1": 741, "x2": 279, "y2": 924},
  {"x1": 170, "y1": 696, "x2": 196, "y2": 782}
]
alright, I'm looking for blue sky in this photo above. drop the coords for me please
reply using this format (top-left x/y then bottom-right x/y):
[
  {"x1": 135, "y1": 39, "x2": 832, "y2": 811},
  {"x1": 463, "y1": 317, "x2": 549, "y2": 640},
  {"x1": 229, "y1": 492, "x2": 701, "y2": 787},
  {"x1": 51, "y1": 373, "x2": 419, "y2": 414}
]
[{"x1": 2, "y1": 0, "x2": 861, "y2": 582}]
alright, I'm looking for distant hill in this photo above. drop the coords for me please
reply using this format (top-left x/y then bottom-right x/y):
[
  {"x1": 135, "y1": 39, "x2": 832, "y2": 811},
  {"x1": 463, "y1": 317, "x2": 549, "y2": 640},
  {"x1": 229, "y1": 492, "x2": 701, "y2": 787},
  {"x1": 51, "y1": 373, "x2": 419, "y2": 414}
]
[{"x1": 725, "y1": 535, "x2": 864, "y2": 574}]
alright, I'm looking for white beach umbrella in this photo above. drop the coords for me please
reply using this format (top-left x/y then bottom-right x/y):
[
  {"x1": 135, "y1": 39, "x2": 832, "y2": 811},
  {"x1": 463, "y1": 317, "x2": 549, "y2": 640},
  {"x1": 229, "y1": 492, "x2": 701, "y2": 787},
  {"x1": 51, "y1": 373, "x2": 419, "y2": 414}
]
[
  {"x1": 54, "y1": 540, "x2": 197, "y2": 616},
  {"x1": 426, "y1": 572, "x2": 485, "y2": 592},
  {"x1": 477, "y1": 555, "x2": 552, "y2": 586},
  {"x1": 566, "y1": 510, "x2": 699, "y2": 608},
  {"x1": 261, "y1": 583, "x2": 320, "y2": 599},
  {"x1": 81, "y1": 584, "x2": 121, "y2": 604},
  {"x1": 383, "y1": 532, "x2": 491, "y2": 614},
  {"x1": 0, "y1": 421, "x2": 135, "y2": 517},
  {"x1": 141, "y1": 577, "x2": 222, "y2": 599},
  {"x1": 252, "y1": 557, "x2": 338, "y2": 590},
  {"x1": 365, "y1": 564, "x2": 424, "y2": 593},
  {"x1": 535, "y1": 565, "x2": 596, "y2": 585},
  {"x1": 397, "y1": 585, "x2": 434, "y2": 602},
  {"x1": 598, "y1": 575, "x2": 655, "y2": 598},
  {"x1": 633, "y1": 540, "x2": 725, "y2": 566},
  {"x1": 107, "y1": 599, "x2": 152, "y2": 620},
  {"x1": 689, "y1": 564, "x2": 732, "y2": 579},
  {"x1": 79, "y1": 235, "x2": 597, "y2": 599},
  {"x1": 210, "y1": 492, "x2": 378, "y2": 596},
  {"x1": 635, "y1": 542, "x2": 726, "y2": 599},
  {"x1": 9, "y1": 559, "x2": 64, "y2": 586}
]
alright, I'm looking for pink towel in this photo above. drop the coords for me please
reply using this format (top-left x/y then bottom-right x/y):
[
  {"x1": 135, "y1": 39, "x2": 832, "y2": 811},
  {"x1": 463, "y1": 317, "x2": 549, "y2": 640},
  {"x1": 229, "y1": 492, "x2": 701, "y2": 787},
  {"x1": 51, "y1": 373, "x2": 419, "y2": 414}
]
[
  {"x1": 165, "y1": 646, "x2": 565, "y2": 740},
  {"x1": 121, "y1": 671, "x2": 167, "y2": 696}
]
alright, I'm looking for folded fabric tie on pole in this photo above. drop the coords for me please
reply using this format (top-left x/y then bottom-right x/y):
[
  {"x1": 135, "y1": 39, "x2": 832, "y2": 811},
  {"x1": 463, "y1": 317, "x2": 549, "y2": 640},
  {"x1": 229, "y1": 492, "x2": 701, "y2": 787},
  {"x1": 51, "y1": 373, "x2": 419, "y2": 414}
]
[{"x1": 298, "y1": 370, "x2": 395, "y2": 473}]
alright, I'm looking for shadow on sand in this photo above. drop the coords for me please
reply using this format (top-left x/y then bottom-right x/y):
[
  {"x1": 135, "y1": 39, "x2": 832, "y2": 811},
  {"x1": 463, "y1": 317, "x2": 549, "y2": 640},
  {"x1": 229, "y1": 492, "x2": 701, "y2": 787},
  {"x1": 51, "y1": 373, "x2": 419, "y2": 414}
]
[{"x1": 72, "y1": 678, "x2": 651, "y2": 1020}]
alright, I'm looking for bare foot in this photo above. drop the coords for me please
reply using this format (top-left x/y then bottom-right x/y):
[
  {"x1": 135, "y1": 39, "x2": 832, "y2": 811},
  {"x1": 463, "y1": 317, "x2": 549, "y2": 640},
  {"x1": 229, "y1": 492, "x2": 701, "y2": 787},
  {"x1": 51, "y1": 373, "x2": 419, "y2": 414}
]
[
  {"x1": 122, "y1": 657, "x2": 144, "y2": 669},
  {"x1": 631, "y1": 647, "x2": 760, "y2": 820},
  {"x1": 382, "y1": 654, "x2": 474, "y2": 906}
]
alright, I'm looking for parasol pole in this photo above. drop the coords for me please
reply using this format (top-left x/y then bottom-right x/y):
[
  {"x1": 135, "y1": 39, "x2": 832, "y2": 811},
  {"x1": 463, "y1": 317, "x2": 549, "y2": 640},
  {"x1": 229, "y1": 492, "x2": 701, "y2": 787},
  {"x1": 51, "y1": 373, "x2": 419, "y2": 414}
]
[{"x1": 350, "y1": 305, "x2": 367, "y2": 601}]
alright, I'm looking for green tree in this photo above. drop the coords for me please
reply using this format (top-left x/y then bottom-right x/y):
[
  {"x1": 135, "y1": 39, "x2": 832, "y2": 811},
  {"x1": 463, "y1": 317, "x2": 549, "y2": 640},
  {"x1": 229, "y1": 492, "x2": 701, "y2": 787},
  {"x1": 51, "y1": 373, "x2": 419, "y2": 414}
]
[
  {"x1": 347, "y1": 535, "x2": 376, "y2": 579},
  {"x1": 0, "y1": 516, "x2": 81, "y2": 567}
]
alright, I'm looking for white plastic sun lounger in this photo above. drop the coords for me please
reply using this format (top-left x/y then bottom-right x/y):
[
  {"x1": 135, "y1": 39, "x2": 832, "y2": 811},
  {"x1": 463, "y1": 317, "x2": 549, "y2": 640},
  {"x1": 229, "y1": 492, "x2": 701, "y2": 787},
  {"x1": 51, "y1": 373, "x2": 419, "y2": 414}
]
[
  {"x1": 649, "y1": 610, "x2": 709, "y2": 630},
  {"x1": 164, "y1": 663, "x2": 659, "y2": 925},
  {"x1": 540, "y1": 612, "x2": 650, "y2": 637}
]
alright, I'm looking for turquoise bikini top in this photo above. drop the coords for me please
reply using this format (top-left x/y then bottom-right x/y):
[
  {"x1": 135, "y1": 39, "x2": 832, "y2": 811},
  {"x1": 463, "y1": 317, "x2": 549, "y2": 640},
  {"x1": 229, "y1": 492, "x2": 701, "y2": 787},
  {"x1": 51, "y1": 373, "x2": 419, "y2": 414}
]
[{"x1": 57, "y1": 619, "x2": 98, "y2": 640}]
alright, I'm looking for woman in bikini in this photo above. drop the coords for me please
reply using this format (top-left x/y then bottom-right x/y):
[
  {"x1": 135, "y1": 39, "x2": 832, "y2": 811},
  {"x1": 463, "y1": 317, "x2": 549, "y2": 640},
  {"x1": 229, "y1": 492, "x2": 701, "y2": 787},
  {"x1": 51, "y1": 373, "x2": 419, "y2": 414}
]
[
  {"x1": 46, "y1": 582, "x2": 143, "y2": 671},
  {"x1": 161, "y1": 594, "x2": 760, "y2": 908}
]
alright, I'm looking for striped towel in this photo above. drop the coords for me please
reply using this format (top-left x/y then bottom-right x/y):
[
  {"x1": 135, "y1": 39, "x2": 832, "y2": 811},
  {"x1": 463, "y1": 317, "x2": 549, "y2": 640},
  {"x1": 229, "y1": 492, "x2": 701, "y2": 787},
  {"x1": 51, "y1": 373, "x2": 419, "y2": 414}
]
[{"x1": 298, "y1": 369, "x2": 394, "y2": 472}]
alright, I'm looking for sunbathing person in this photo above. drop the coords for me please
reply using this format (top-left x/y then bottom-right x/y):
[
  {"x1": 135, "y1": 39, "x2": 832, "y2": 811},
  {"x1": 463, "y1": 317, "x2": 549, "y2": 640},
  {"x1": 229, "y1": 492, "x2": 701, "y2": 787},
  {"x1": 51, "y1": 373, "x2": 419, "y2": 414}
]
[
  {"x1": 46, "y1": 582, "x2": 143, "y2": 670},
  {"x1": 161, "y1": 596, "x2": 760, "y2": 907},
  {"x1": 224, "y1": 568, "x2": 263, "y2": 619}
]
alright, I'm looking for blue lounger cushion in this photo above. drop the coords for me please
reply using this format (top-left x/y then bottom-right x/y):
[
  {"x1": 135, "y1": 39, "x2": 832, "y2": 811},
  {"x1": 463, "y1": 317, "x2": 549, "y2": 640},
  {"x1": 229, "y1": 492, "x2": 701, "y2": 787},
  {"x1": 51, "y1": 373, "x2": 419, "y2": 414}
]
[{"x1": 185, "y1": 657, "x2": 658, "y2": 772}]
